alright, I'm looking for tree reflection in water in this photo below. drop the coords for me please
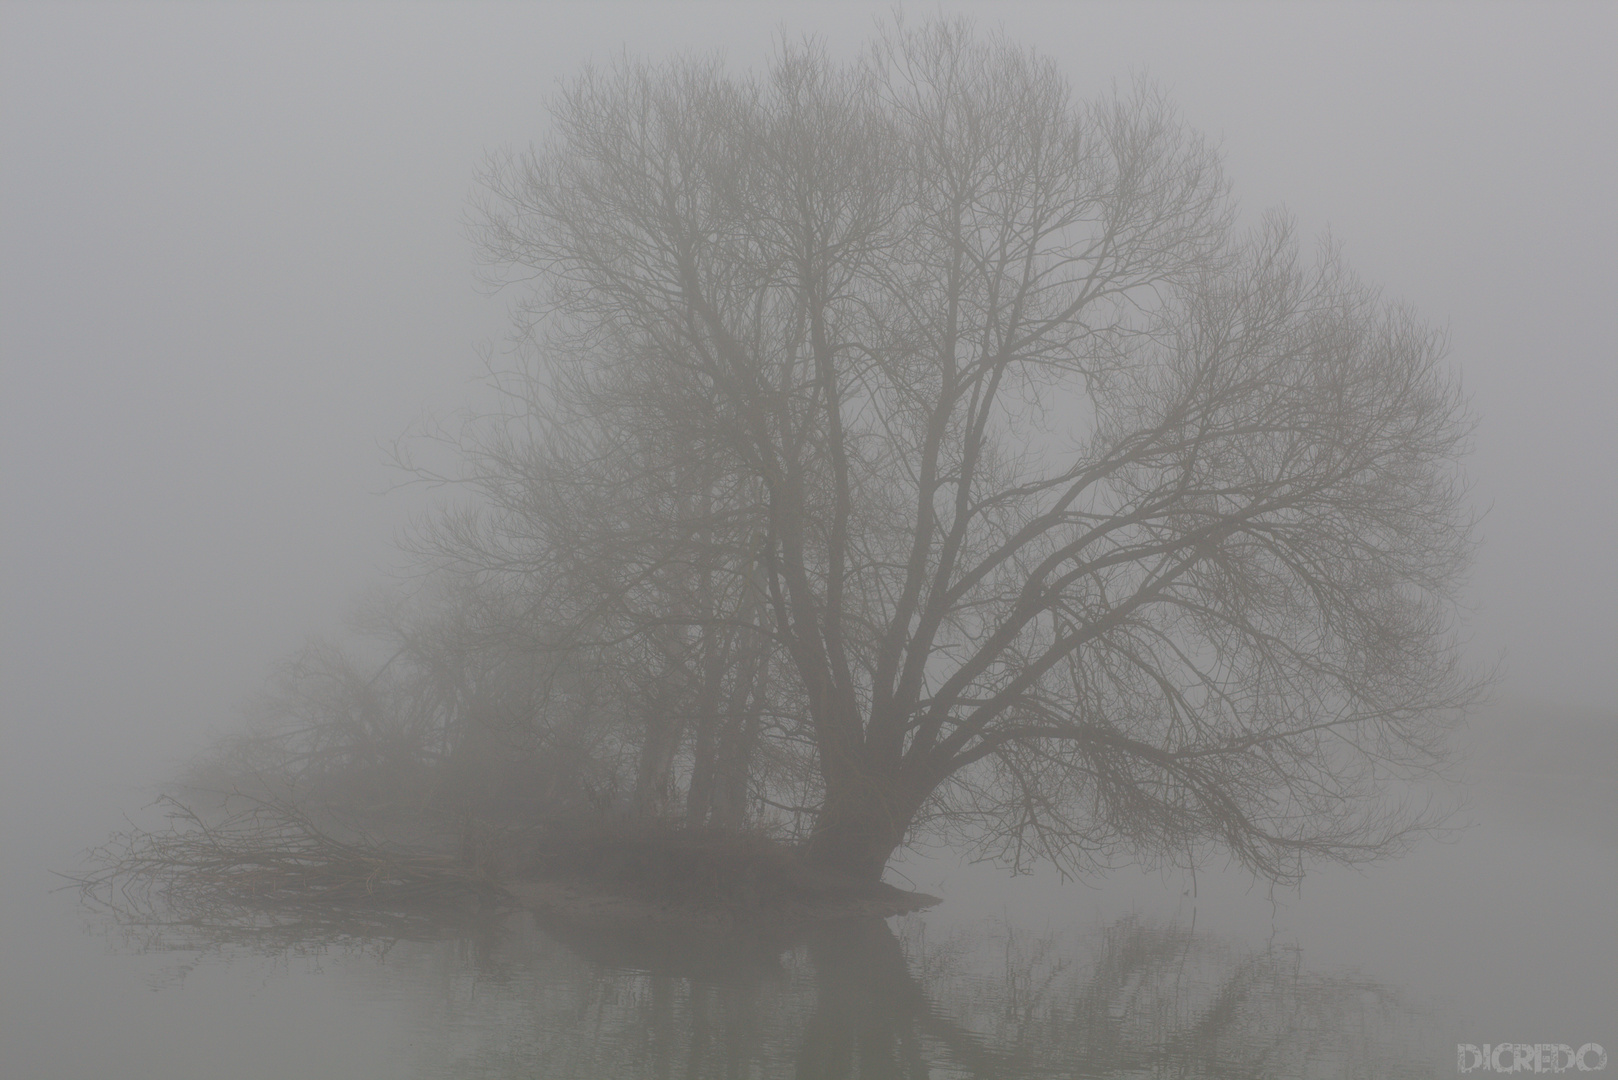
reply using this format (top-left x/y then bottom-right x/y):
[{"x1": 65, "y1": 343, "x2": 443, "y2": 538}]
[
  {"x1": 93, "y1": 903, "x2": 1439, "y2": 1078},
  {"x1": 787, "y1": 915, "x2": 1434, "y2": 1079}
]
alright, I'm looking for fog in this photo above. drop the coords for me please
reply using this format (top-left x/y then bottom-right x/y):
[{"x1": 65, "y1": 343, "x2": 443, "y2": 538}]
[{"x1": 3, "y1": 4, "x2": 1613, "y2": 1078}]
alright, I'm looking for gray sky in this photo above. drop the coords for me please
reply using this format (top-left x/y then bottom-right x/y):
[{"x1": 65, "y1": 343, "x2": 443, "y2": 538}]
[{"x1": 3, "y1": 1, "x2": 1614, "y2": 830}]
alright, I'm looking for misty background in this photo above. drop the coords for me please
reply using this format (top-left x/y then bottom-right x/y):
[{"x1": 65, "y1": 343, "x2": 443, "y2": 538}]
[{"x1": 2, "y1": 2, "x2": 1614, "y2": 1074}]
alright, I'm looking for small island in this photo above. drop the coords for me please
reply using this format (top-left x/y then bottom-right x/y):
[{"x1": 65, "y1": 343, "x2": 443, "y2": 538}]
[{"x1": 72, "y1": 796, "x2": 937, "y2": 951}]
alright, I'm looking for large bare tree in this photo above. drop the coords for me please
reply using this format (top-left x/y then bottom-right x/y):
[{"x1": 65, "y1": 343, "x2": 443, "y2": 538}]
[{"x1": 467, "y1": 20, "x2": 1480, "y2": 882}]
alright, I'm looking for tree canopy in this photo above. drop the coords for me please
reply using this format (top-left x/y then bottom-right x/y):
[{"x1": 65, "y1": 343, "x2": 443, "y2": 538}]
[{"x1": 445, "y1": 19, "x2": 1480, "y2": 883}]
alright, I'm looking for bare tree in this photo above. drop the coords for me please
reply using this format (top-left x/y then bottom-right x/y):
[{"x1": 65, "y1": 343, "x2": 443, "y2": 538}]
[{"x1": 466, "y1": 19, "x2": 1481, "y2": 882}]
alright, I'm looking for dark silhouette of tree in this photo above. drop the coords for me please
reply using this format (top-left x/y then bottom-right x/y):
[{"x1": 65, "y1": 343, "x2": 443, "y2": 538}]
[{"x1": 461, "y1": 18, "x2": 1481, "y2": 882}]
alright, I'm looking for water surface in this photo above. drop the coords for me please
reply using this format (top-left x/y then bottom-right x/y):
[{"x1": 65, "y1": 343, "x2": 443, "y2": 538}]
[{"x1": 3, "y1": 702, "x2": 1611, "y2": 1078}]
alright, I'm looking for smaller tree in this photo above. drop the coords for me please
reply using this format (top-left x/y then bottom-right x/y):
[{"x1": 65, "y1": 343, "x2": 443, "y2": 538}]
[{"x1": 185, "y1": 574, "x2": 631, "y2": 823}]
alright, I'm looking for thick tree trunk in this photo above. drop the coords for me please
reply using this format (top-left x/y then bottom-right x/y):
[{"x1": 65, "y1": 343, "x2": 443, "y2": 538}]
[{"x1": 802, "y1": 765, "x2": 919, "y2": 882}]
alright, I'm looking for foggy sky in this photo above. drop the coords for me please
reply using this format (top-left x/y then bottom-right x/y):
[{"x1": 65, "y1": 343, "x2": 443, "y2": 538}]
[{"x1": 3, "y1": 1, "x2": 1615, "y2": 840}]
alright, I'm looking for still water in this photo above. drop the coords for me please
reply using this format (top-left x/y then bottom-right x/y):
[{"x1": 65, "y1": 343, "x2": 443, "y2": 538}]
[{"x1": 2, "y1": 704, "x2": 1612, "y2": 1079}]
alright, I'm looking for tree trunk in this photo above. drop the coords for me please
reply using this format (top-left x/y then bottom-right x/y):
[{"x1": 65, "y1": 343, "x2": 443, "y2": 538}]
[
  {"x1": 708, "y1": 647, "x2": 767, "y2": 830},
  {"x1": 633, "y1": 699, "x2": 682, "y2": 819},
  {"x1": 684, "y1": 707, "x2": 720, "y2": 826},
  {"x1": 709, "y1": 705, "x2": 759, "y2": 831},
  {"x1": 802, "y1": 763, "x2": 918, "y2": 882}
]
